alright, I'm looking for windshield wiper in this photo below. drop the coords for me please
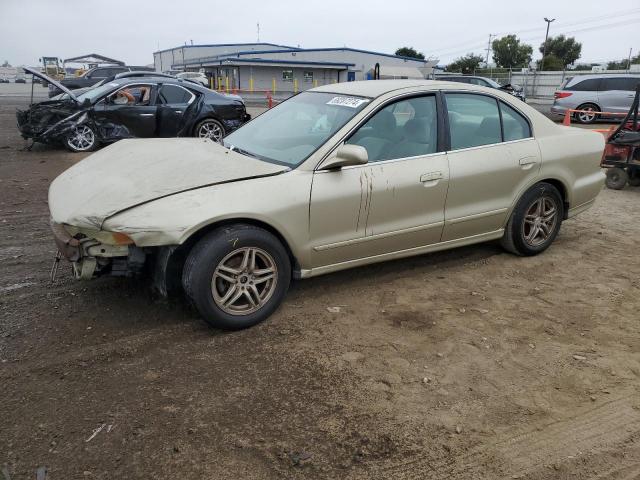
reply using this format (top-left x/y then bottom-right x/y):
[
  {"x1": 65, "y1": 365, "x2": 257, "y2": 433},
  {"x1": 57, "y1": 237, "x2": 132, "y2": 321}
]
[{"x1": 231, "y1": 146, "x2": 259, "y2": 159}]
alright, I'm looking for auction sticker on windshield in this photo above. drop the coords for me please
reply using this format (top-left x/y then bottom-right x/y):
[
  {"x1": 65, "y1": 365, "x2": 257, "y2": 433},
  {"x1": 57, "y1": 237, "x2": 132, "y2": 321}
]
[{"x1": 326, "y1": 97, "x2": 369, "y2": 108}]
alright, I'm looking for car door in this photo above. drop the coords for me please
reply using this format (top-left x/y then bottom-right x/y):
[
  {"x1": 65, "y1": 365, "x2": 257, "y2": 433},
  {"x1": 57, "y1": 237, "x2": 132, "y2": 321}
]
[
  {"x1": 93, "y1": 83, "x2": 158, "y2": 138},
  {"x1": 598, "y1": 77, "x2": 639, "y2": 115},
  {"x1": 155, "y1": 83, "x2": 197, "y2": 137},
  {"x1": 442, "y1": 92, "x2": 540, "y2": 242},
  {"x1": 309, "y1": 94, "x2": 449, "y2": 268}
]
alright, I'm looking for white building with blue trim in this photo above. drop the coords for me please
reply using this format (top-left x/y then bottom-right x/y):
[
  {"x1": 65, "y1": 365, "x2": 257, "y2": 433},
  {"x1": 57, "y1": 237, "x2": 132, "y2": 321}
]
[{"x1": 153, "y1": 43, "x2": 437, "y2": 92}]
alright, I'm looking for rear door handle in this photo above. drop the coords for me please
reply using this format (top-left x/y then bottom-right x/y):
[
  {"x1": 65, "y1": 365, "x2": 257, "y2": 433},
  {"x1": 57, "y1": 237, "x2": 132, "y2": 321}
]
[
  {"x1": 174, "y1": 110, "x2": 183, "y2": 114},
  {"x1": 139, "y1": 113, "x2": 154, "y2": 117},
  {"x1": 519, "y1": 156, "x2": 539, "y2": 169}
]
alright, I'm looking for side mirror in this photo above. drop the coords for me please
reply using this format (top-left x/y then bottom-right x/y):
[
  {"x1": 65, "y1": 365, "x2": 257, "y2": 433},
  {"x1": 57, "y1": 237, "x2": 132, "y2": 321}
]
[{"x1": 320, "y1": 144, "x2": 368, "y2": 170}]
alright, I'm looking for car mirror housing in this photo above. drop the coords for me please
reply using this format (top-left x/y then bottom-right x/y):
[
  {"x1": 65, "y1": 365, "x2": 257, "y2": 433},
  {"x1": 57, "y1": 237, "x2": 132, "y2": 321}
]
[{"x1": 320, "y1": 144, "x2": 368, "y2": 170}]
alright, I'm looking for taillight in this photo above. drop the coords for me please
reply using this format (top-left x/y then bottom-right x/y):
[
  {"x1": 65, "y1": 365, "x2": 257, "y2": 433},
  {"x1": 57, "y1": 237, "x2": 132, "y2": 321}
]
[{"x1": 554, "y1": 91, "x2": 573, "y2": 99}]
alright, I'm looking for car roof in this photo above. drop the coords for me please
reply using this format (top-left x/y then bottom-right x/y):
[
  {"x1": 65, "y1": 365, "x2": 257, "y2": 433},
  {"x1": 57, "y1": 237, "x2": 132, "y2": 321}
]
[
  {"x1": 311, "y1": 79, "x2": 494, "y2": 98},
  {"x1": 570, "y1": 73, "x2": 640, "y2": 81}
]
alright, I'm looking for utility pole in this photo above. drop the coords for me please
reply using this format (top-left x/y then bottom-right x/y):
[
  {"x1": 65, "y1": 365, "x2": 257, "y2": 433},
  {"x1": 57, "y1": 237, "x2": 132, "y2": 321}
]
[
  {"x1": 541, "y1": 17, "x2": 555, "y2": 70},
  {"x1": 485, "y1": 34, "x2": 495, "y2": 67},
  {"x1": 627, "y1": 47, "x2": 633, "y2": 73}
]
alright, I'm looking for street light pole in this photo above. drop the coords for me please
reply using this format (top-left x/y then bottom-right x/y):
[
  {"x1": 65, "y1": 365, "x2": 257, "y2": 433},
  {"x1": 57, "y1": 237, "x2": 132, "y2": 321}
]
[{"x1": 541, "y1": 17, "x2": 555, "y2": 70}]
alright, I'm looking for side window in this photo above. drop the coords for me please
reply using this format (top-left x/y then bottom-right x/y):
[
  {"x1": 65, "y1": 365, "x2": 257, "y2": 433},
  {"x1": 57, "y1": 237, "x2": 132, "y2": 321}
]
[
  {"x1": 567, "y1": 78, "x2": 601, "y2": 91},
  {"x1": 445, "y1": 93, "x2": 501, "y2": 150},
  {"x1": 469, "y1": 78, "x2": 488, "y2": 86},
  {"x1": 158, "y1": 84, "x2": 194, "y2": 104},
  {"x1": 346, "y1": 95, "x2": 438, "y2": 162},
  {"x1": 500, "y1": 102, "x2": 531, "y2": 141},
  {"x1": 88, "y1": 68, "x2": 108, "y2": 79},
  {"x1": 601, "y1": 77, "x2": 639, "y2": 92},
  {"x1": 111, "y1": 84, "x2": 153, "y2": 106}
]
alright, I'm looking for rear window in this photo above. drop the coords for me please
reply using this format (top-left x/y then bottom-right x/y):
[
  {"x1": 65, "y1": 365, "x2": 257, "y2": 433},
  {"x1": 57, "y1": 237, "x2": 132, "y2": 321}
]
[
  {"x1": 600, "y1": 77, "x2": 640, "y2": 92},
  {"x1": 567, "y1": 78, "x2": 601, "y2": 92},
  {"x1": 158, "y1": 84, "x2": 194, "y2": 104}
]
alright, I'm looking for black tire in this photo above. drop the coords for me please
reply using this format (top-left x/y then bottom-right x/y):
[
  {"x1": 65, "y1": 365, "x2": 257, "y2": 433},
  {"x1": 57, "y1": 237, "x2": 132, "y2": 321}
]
[
  {"x1": 574, "y1": 103, "x2": 600, "y2": 124},
  {"x1": 182, "y1": 225, "x2": 291, "y2": 330},
  {"x1": 501, "y1": 182, "x2": 564, "y2": 256},
  {"x1": 65, "y1": 124, "x2": 98, "y2": 152},
  {"x1": 605, "y1": 167, "x2": 628, "y2": 190},
  {"x1": 194, "y1": 118, "x2": 225, "y2": 142},
  {"x1": 627, "y1": 170, "x2": 640, "y2": 187}
]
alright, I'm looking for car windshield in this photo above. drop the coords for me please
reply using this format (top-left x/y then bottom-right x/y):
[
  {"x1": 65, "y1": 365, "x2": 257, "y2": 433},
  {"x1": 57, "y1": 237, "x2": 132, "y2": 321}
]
[
  {"x1": 485, "y1": 78, "x2": 501, "y2": 88},
  {"x1": 76, "y1": 82, "x2": 120, "y2": 103},
  {"x1": 223, "y1": 91, "x2": 370, "y2": 167}
]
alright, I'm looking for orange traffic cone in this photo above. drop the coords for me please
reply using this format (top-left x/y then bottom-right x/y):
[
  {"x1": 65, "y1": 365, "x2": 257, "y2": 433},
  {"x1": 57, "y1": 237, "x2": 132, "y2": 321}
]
[{"x1": 563, "y1": 110, "x2": 571, "y2": 126}]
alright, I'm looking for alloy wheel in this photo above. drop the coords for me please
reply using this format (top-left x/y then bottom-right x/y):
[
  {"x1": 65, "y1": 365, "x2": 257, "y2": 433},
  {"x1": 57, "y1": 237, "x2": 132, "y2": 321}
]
[
  {"x1": 67, "y1": 125, "x2": 95, "y2": 151},
  {"x1": 577, "y1": 107, "x2": 597, "y2": 123},
  {"x1": 522, "y1": 196, "x2": 558, "y2": 247},
  {"x1": 211, "y1": 247, "x2": 278, "y2": 315},
  {"x1": 198, "y1": 121, "x2": 223, "y2": 142}
]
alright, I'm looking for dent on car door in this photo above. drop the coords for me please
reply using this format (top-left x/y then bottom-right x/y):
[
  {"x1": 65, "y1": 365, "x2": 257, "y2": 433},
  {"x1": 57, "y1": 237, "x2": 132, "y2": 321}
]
[
  {"x1": 155, "y1": 84, "x2": 196, "y2": 137},
  {"x1": 94, "y1": 84, "x2": 158, "y2": 139},
  {"x1": 310, "y1": 94, "x2": 449, "y2": 269},
  {"x1": 442, "y1": 93, "x2": 540, "y2": 242}
]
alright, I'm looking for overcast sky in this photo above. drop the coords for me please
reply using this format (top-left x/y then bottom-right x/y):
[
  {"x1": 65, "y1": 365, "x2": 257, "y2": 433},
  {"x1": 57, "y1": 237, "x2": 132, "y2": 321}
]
[{"x1": 1, "y1": 0, "x2": 638, "y2": 67}]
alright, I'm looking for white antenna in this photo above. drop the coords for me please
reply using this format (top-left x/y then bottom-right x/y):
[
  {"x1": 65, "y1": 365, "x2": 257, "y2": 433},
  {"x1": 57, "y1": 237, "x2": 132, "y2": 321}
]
[{"x1": 257, "y1": 22, "x2": 260, "y2": 42}]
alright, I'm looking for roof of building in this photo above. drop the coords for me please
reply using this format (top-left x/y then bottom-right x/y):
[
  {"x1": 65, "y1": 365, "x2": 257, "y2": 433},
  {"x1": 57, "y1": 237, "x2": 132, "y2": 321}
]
[
  {"x1": 155, "y1": 44, "x2": 435, "y2": 68},
  {"x1": 153, "y1": 43, "x2": 299, "y2": 55}
]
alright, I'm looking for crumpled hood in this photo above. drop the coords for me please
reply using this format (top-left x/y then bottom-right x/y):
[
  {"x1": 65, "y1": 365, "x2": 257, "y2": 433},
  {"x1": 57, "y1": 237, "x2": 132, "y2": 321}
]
[{"x1": 49, "y1": 138, "x2": 289, "y2": 229}]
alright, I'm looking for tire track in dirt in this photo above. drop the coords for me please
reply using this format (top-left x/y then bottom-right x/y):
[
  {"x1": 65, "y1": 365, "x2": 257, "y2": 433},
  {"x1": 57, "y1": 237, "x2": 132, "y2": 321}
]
[{"x1": 349, "y1": 394, "x2": 640, "y2": 479}]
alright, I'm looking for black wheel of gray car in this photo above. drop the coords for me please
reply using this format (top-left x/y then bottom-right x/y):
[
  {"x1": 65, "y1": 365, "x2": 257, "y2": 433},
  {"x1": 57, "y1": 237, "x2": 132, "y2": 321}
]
[
  {"x1": 574, "y1": 103, "x2": 600, "y2": 124},
  {"x1": 65, "y1": 124, "x2": 98, "y2": 152},
  {"x1": 627, "y1": 170, "x2": 640, "y2": 187},
  {"x1": 182, "y1": 225, "x2": 291, "y2": 330},
  {"x1": 501, "y1": 182, "x2": 564, "y2": 256},
  {"x1": 195, "y1": 118, "x2": 225, "y2": 142},
  {"x1": 605, "y1": 167, "x2": 628, "y2": 190}
]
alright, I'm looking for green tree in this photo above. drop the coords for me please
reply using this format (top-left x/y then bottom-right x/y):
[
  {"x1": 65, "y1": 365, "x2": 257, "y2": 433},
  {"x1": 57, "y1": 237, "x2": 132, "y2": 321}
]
[
  {"x1": 1, "y1": 60, "x2": 11, "y2": 67},
  {"x1": 607, "y1": 53, "x2": 640, "y2": 70},
  {"x1": 537, "y1": 54, "x2": 564, "y2": 71},
  {"x1": 539, "y1": 35, "x2": 582, "y2": 67},
  {"x1": 395, "y1": 47, "x2": 425, "y2": 60},
  {"x1": 491, "y1": 35, "x2": 533, "y2": 68},
  {"x1": 446, "y1": 53, "x2": 484, "y2": 74}
]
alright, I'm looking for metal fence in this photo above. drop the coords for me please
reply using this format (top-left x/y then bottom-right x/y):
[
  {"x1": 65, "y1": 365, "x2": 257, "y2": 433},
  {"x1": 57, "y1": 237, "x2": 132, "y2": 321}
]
[{"x1": 470, "y1": 68, "x2": 639, "y2": 100}]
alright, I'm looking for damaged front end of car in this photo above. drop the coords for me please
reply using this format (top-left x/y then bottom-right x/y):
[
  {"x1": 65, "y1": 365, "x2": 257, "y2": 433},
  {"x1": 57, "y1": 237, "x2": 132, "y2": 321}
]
[
  {"x1": 50, "y1": 221, "x2": 146, "y2": 280},
  {"x1": 17, "y1": 103, "x2": 90, "y2": 145}
]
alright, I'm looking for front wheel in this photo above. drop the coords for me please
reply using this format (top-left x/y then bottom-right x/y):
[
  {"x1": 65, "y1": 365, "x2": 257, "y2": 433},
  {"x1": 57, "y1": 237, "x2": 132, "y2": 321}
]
[
  {"x1": 65, "y1": 124, "x2": 98, "y2": 152},
  {"x1": 182, "y1": 225, "x2": 291, "y2": 330},
  {"x1": 195, "y1": 118, "x2": 225, "y2": 143},
  {"x1": 501, "y1": 182, "x2": 564, "y2": 256}
]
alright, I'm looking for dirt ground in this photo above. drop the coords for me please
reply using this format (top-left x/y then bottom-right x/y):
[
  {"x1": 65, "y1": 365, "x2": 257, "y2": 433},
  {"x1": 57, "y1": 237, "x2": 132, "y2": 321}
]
[{"x1": 1, "y1": 96, "x2": 640, "y2": 480}]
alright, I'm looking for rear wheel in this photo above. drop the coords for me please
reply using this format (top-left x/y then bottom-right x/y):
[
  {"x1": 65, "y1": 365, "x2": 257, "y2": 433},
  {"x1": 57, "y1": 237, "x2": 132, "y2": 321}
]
[
  {"x1": 65, "y1": 124, "x2": 98, "y2": 152},
  {"x1": 574, "y1": 103, "x2": 600, "y2": 124},
  {"x1": 195, "y1": 118, "x2": 225, "y2": 142},
  {"x1": 605, "y1": 167, "x2": 628, "y2": 190},
  {"x1": 501, "y1": 182, "x2": 563, "y2": 256},
  {"x1": 182, "y1": 225, "x2": 291, "y2": 330}
]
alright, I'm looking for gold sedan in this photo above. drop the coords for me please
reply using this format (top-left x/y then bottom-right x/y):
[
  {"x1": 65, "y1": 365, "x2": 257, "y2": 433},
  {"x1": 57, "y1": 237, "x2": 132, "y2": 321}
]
[{"x1": 49, "y1": 80, "x2": 605, "y2": 329}]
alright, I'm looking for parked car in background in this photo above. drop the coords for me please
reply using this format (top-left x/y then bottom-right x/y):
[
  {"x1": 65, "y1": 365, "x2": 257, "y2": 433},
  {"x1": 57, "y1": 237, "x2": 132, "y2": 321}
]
[
  {"x1": 14, "y1": 77, "x2": 26, "y2": 84},
  {"x1": 176, "y1": 71, "x2": 209, "y2": 87},
  {"x1": 18, "y1": 67, "x2": 249, "y2": 152},
  {"x1": 48, "y1": 65, "x2": 154, "y2": 97},
  {"x1": 47, "y1": 79, "x2": 604, "y2": 330},
  {"x1": 50, "y1": 71, "x2": 177, "y2": 100},
  {"x1": 437, "y1": 75, "x2": 526, "y2": 101},
  {"x1": 551, "y1": 74, "x2": 640, "y2": 124}
]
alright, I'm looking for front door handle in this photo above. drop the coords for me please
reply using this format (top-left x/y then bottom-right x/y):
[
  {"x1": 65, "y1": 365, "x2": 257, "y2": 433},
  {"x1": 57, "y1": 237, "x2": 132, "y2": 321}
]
[
  {"x1": 139, "y1": 113, "x2": 154, "y2": 117},
  {"x1": 420, "y1": 171, "x2": 444, "y2": 182}
]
